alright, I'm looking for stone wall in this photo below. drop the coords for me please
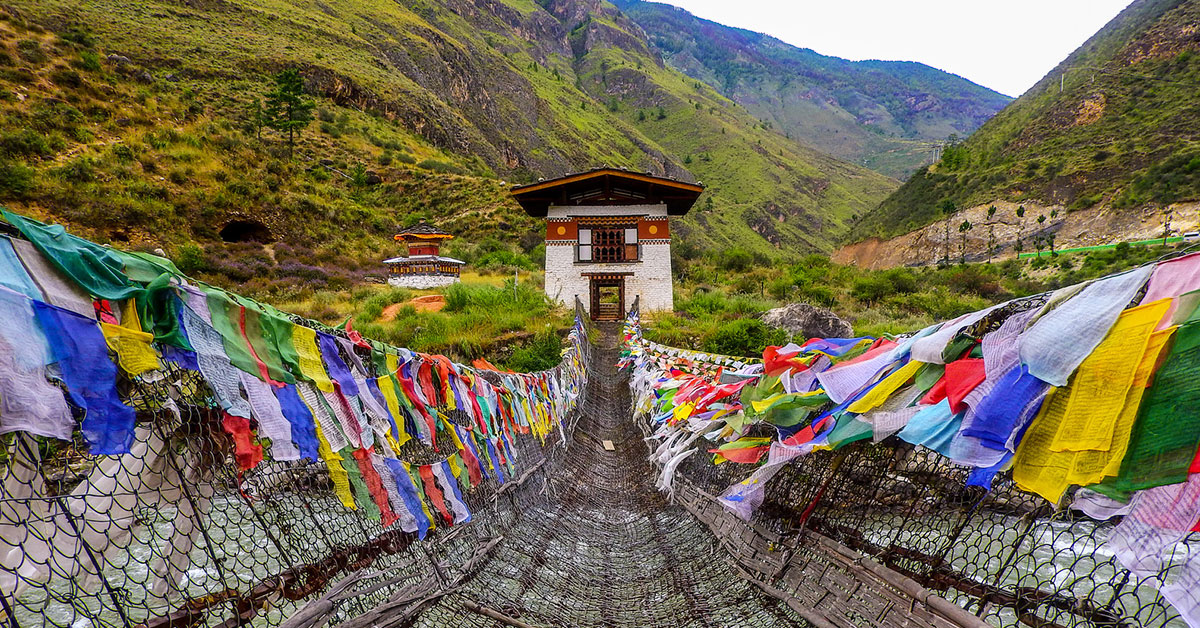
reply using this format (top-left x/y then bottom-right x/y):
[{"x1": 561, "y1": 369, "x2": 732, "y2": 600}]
[
  {"x1": 545, "y1": 241, "x2": 673, "y2": 313},
  {"x1": 544, "y1": 203, "x2": 674, "y2": 314},
  {"x1": 387, "y1": 275, "x2": 460, "y2": 289}
]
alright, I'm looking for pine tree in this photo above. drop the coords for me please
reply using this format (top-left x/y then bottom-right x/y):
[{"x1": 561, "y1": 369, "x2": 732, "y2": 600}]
[
  {"x1": 987, "y1": 224, "x2": 997, "y2": 263},
  {"x1": 958, "y1": 220, "x2": 973, "y2": 264},
  {"x1": 1015, "y1": 205, "x2": 1026, "y2": 253},
  {"x1": 264, "y1": 69, "x2": 315, "y2": 158}
]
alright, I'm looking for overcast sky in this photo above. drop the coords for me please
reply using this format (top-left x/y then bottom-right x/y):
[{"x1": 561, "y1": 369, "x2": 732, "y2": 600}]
[{"x1": 651, "y1": 0, "x2": 1134, "y2": 97}]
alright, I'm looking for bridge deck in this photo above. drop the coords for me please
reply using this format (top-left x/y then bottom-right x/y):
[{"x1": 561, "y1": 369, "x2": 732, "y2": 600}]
[{"x1": 412, "y1": 325, "x2": 808, "y2": 626}]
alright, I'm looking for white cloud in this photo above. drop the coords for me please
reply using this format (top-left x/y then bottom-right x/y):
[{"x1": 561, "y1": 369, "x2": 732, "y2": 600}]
[{"x1": 644, "y1": 0, "x2": 1134, "y2": 97}]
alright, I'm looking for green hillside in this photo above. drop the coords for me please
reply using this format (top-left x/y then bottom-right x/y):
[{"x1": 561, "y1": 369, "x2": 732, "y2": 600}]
[
  {"x1": 0, "y1": 0, "x2": 898, "y2": 268},
  {"x1": 851, "y1": 0, "x2": 1200, "y2": 241},
  {"x1": 612, "y1": 0, "x2": 1011, "y2": 178}
]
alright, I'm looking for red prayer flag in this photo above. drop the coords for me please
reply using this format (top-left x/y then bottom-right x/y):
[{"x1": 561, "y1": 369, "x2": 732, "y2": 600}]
[
  {"x1": 944, "y1": 358, "x2": 987, "y2": 414},
  {"x1": 418, "y1": 464, "x2": 454, "y2": 525},
  {"x1": 352, "y1": 448, "x2": 399, "y2": 527},
  {"x1": 221, "y1": 413, "x2": 263, "y2": 472},
  {"x1": 709, "y1": 445, "x2": 769, "y2": 464}
]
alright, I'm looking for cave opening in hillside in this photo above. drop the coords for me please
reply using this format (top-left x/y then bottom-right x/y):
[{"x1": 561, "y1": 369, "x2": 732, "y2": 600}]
[{"x1": 219, "y1": 220, "x2": 273, "y2": 243}]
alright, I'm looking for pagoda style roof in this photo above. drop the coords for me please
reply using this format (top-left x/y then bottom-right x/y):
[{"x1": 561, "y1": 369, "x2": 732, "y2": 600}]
[
  {"x1": 394, "y1": 221, "x2": 454, "y2": 241},
  {"x1": 510, "y1": 168, "x2": 704, "y2": 217},
  {"x1": 383, "y1": 254, "x2": 466, "y2": 265}
]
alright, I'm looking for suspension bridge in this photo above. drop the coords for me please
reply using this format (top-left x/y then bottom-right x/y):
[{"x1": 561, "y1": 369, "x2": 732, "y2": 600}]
[{"x1": 0, "y1": 210, "x2": 1197, "y2": 627}]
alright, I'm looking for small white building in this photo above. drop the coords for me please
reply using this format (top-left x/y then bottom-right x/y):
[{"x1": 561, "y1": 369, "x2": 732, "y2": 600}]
[
  {"x1": 511, "y1": 168, "x2": 703, "y2": 320},
  {"x1": 384, "y1": 222, "x2": 465, "y2": 289}
]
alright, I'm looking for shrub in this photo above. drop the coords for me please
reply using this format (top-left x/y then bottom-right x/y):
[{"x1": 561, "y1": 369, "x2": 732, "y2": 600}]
[
  {"x1": 0, "y1": 161, "x2": 35, "y2": 197},
  {"x1": 1070, "y1": 194, "x2": 1100, "y2": 210},
  {"x1": 0, "y1": 129, "x2": 55, "y2": 159},
  {"x1": 717, "y1": 247, "x2": 754, "y2": 272},
  {"x1": 732, "y1": 275, "x2": 761, "y2": 295},
  {"x1": 416, "y1": 159, "x2": 466, "y2": 175},
  {"x1": 78, "y1": 50, "x2": 102, "y2": 72},
  {"x1": 767, "y1": 277, "x2": 793, "y2": 300},
  {"x1": 59, "y1": 27, "x2": 97, "y2": 48},
  {"x1": 506, "y1": 329, "x2": 563, "y2": 372},
  {"x1": 474, "y1": 249, "x2": 537, "y2": 271},
  {"x1": 16, "y1": 40, "x2": 45, "y2": 64},
  {"x1": 851, "y1": 276, "x2": 893, "y2": 304},
  {"x1": 50, "y1": 68, "x2": 82, "y2": 88},
  {"x1": 174, "y1": 243, "x2": 210, "y2": 274},
  {"x1": 111, "y1": 143, "x2": 136, "y2": 162},
  {"x1": 56, "y1": 156, "x2": 96, "y2": 183},
  {"x1": 942, "y1": 265, "x2": 1006, "y2": 298},
  {"x1": 704, "y1": 318, "x2": 786, "y2": 358},
  {"x1": 31, "y1": 101, "x2": 84, "y2": 134},
  {"x1": 883, "y1": 268, "x2": 918, "y2": 294},
  {"x1": 795, "y1": 284, "x2": 836, "y2": 308},
  {"x1": 356, "y1": 287, "x2": 413, "y2": 321}
]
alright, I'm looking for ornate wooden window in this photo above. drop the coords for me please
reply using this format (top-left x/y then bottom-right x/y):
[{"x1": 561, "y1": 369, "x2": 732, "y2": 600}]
[{"x1": 577, "y1": 225, "x2": 639, "y2": 263}]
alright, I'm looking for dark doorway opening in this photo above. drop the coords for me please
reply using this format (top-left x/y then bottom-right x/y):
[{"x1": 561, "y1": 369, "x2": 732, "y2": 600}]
[
  {"x1": 219, "y1": 220, "x2": 273, "y2": 243},
  {"x1": 589, "y1": 276, "x2": 625, "y2": 321}
]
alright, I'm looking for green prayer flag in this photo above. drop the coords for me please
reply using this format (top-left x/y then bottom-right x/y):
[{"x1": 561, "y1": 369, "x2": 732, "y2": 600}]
[
  {"x1": 134, "y1": 275, "x2": 192, "y2": 349},
  {"x1": 826, "y1": 414, "x2": 873, "y2": 449},
  {"x1": 1096, "y1": 322, "x2": 1200, "y2": 498},
  {"x1": 204, "y1": 288, "x2": 263, "y2": 378},
  {"x1": 341, "y1": 454, "x2": 381, "y2": 521},
  {"x1": 914, "y1": 363, "x2": 945, "y2": 392},
  {"x1": 235, "y1": 295, "x2": 296, "y2": 384},
  {"x1": 117, "y1": 250, "x2": 182, "y2": 283},
  {"x1": 3, "y1": 209, "x2": 140, "y2": 301}
]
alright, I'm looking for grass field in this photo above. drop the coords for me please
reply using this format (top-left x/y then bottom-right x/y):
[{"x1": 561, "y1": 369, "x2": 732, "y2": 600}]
[{"x1": 273, "y1": 270, "x2": 571, "y2": 370}]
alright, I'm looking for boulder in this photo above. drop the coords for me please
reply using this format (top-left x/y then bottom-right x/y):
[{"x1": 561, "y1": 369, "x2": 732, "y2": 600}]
[
  {"x1": 761, "y1": 303, "x2": 853, "y2": 340},
  {"x1": 106, "y1": 54, "x2": 132, "y2": 66}
]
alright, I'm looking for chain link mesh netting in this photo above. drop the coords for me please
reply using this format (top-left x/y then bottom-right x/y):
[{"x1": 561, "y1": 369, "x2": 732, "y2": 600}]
[
  {"x1": 5, "y1": 295, "x2": 1197, "y2": 628},
  {"x1": 628, "y1": 293, "x2": 1199, "y2": 628},
  {"x1": 0, "y1": 296, "x2": 596, "y2": 628}
]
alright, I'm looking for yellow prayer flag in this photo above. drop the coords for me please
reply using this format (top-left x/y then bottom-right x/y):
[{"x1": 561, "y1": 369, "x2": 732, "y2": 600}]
[
  {"x1": 376, "y1": 376, "x2": 412, "y2": 447},
  {"x1": 119, "y1": 298, "x2": 142, "y2": 332},
  {"x1": 448, "y1": 423, "x2": 467, "y2": 452},
  {"x1": 292, "y1": 325, "x2": 335, "y2": 393},
  {"x1": 1013, "y1": 299, "x2": 1172, "y2": 503},
  {"x1": 846, "y1": 360, "x2": 923, "y2": 414},
  {"x1": 100, "y1": 322, "x2": 161, "y2": 376},
  {"x1": 314, "y1": 423, "x2": 356, "y2": 510},
  {"x1": 1067, "y1": 326, "x2": 1175, "y2": 487},
  {"x1": 1050, "y1": 299, "x2": 1171, "y2": 452},
  {"x1": 672, "y1": 401, "x2": 696, "y2": 423}
]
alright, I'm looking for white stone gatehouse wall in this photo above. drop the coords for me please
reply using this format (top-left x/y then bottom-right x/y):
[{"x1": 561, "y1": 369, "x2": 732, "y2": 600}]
[
  {"x1": 387, "y1": 275, "x2": 460, "y2": 289},
  {"x1": 544, "y1": 203, "x2": 674, "y2": 314}
]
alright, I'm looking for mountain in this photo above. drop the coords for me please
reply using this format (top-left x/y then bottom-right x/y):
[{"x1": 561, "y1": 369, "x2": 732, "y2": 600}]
[
  {"x1": 845, "y1": 0, "x2": 1200, "y2": 260},
  {"x1": 611, "y1": 0, "x2": 1012, "y2": 178},
  {"x1": 0, "y1": 0, "x2": 899, "y2": 269}
]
